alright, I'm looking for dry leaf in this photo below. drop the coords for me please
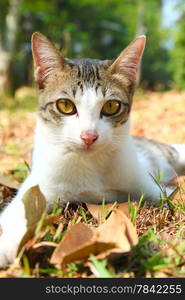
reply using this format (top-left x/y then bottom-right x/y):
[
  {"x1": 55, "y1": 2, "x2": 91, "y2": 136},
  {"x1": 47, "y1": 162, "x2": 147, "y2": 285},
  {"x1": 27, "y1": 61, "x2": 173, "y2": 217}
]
[
  {"x1": 0, "y1": 175, "x2": 20, "y2": 189},
  {"x1": 159, "y1": 232, "x2": 174, "y2": 242},
  {"x1": 22, "y1": 185, "x2": 46, "y2": 228},
  {"x1": 50, "y1": 223, "x2": 95, "y2": 265},
  {"x1": 0, "y1": 184, "x2": 16, "y2": 212},
  {"x1": 87, "y1": 202, "x2": 129, "y2": 221},
  {"x1": 0, "y1": 175, "x2": 19, "y2": 212},
  {"x1": 33, "y1": 241, "x2": 57, "y2": 249},
  {"x1": 17, "y1": 185, "x2": 46, "y2": 252},
  {"x1": 96, "y1": 208, "x2": 138, "y2": 252},
  {"x1": 50, "y1": 208, "x2": 138, "y2": 266},
  {"x1": 19, "y1": 214, "x2": 61, "y2": 252},
  {"x1": 23, "y1": 229, "x2": 47, "y2": 251}
]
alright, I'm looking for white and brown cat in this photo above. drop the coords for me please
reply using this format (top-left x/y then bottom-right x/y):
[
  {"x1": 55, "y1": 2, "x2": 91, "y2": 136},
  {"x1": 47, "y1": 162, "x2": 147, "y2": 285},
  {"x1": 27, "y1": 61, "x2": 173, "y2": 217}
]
[{"x1": 0, "y1": 33, "x2": 184, "y2": 268}]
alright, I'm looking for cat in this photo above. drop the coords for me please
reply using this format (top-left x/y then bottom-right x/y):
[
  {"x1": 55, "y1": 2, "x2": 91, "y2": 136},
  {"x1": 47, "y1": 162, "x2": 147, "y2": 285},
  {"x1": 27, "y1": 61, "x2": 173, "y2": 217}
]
[{"x1": 0, "y1": 32, "x2": 185, "y2": 268}]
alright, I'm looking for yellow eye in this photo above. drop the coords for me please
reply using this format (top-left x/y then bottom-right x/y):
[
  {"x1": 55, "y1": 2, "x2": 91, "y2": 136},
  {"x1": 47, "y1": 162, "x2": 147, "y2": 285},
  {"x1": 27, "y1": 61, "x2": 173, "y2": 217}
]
[
  {"x1": 56, "y1": 99, "x2": 76, "y2": 115},
  {"x1": 101, "y1": 100, "x2": 121, "y2": 116}
]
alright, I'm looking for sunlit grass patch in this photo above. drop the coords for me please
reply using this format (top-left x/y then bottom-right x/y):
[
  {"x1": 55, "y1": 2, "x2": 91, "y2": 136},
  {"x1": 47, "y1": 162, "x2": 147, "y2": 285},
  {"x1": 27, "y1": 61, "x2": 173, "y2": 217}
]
[{"x1": 0, "y1": 87, "x2": 37, "y2": 112}]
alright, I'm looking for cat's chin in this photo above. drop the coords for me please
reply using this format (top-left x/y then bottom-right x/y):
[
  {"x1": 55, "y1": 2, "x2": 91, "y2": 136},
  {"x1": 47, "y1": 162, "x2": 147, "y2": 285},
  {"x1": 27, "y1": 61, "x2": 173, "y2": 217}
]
[
  {"x1": 75, "y1": 143, "x2": 100, "y2": 154},
  {"x1": 77, "y1": 141, "x2": 115, "y2": 154},
  {"x1": 80, "y1": 145, "x2": 96, "y2": 152},
  {"x1": 66, "y1": 141, "x2": 109, "y2": 154}
]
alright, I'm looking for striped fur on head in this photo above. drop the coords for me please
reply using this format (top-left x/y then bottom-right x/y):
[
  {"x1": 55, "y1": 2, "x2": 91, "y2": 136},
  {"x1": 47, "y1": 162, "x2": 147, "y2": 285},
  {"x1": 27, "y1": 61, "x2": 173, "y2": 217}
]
[
  {"x1": 31, "y1": 33, "x2": 145, "y2": 151},
  {"x1": 32, "y1": 33, "x2": 145, "y2": 127}
]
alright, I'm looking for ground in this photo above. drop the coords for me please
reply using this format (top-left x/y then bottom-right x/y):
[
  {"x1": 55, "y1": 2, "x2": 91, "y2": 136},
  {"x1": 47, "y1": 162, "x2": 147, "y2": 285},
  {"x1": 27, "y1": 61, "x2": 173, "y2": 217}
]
[{"x1": 0, "y1": 89, "x2": 185, "y2": 278}]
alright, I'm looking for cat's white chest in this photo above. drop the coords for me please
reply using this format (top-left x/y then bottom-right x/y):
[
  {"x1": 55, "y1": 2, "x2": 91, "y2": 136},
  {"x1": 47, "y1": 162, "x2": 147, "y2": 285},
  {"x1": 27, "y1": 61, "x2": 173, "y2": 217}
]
[
  {"x1": 33, "y1": 146, "x2": 119, "y2": 204},
  {"x1": 30, "y1": 119, "x2": 160, "y2": 205}
]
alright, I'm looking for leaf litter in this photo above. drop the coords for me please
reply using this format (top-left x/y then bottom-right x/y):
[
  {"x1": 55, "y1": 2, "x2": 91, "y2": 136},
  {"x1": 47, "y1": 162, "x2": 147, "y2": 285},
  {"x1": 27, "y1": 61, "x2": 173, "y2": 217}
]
[
  {"x1": 50, "y1": 208, "x2": 138, "y2": 266},
  {"x1": 0, "y1": 182, "x2": 184, "y2": 277},
  {"x1": 6, "y1": 186, "x2": 137, "y2": 271}
]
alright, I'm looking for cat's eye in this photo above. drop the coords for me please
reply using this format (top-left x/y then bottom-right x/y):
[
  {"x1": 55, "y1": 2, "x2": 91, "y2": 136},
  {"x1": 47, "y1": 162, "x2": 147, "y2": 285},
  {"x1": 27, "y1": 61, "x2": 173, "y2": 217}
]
[
  {"x1": 101, "y1": 100, "x2": 121, "y2": 116},
  {"x1": 56, "y1": 99, "x2": 77, "y2": 115}
]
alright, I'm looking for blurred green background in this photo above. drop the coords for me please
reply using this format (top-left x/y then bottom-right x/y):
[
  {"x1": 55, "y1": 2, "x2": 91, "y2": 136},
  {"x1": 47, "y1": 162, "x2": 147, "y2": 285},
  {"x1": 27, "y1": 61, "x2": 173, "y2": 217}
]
[{"x1": 0, "y1": 0, "x2": 184, "y2": 99}]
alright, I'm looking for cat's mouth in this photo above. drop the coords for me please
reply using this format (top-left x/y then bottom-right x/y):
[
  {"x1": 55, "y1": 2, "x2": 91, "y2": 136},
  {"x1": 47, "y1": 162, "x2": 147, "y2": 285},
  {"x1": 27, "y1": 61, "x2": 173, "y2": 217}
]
[
  {"x1": 65, "y1": 142, "x2": 97, "y2": 153},
  {"x1": 65, "y1": 138, "x2": 108, "y2": 153},
  {"x1": 79, "y1": 140, "x2": 104, "y2": 153},
  {"x1": 80, "y1": 143, "x2": 97, "y2": 152}
]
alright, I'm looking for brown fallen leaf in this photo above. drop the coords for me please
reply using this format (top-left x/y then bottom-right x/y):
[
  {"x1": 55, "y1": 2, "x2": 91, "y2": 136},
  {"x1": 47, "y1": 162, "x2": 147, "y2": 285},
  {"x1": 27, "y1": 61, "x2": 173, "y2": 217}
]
[
  {"x1": 0, "y1": 175, "x2": 19, "y2": 212},
  {"x1": 21, "y1": 214, "x2": 61, "y2": 251},
  {"x1": 23, "y1": 229, "x2": 48, "y2": 251},
  {"x1": 0, "y1": 185, "x2": 16, "y2": 212},
  {"x1": 96, "y1": 208, "x2": 138, "y2": 252},
  {"x1": 0, "y1": 175, "x2": 20, "y2": 189},
  {"x1": 50, "y1": 223, "x2": 95, "y2": 265},
  {"x1": 50, "y1": 208, "x2": 138, "y2": 266},
  {"x1": 17, "y1": 185, "x2": 46, "y2": 253},
  {"x1": 33, "y1": 241, "x2": 57, "y2": 249},
  {"x1": 159, "y1": 232, "x2": 174, "y2": 242},
  {"x1": 87, "y1": 202, "x2": 130, "y2": 222},
  {"x1": 22, "y1": 185, "x2": 46, "y2": 228}
]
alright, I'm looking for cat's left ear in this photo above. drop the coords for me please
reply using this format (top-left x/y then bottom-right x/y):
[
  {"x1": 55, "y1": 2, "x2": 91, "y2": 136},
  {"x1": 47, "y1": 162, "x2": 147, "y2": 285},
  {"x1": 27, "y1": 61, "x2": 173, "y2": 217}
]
[
  {"x1": 31, "y1": 32, "x2": 64, "y2": 89},
  {"x1": 109, "y1": 35, "x2": 146, "y2": 85}
]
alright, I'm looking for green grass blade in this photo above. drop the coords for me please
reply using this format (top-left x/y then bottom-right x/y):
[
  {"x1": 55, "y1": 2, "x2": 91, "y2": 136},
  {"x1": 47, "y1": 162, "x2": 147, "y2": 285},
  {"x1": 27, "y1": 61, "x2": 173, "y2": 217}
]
[
  {"x1": 90, "y1": 255, "x2": 113, "y2": 278},
  {"x1": 34, "y1": 210, "x2": 47, "y2": 235}
]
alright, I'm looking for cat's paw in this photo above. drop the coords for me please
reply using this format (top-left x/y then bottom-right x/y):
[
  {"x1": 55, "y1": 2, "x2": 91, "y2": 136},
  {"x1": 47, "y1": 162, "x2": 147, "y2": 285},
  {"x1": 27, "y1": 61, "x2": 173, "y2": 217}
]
[
  {"x1": 0, "y1": 236, "x2": 19, "y2": 268},
  {"x1": 0, "y1": 226, "x2": 26, "y2": 268},
  {"x1": 0, "y1": 201, "x2": 27, "y2": 269}
]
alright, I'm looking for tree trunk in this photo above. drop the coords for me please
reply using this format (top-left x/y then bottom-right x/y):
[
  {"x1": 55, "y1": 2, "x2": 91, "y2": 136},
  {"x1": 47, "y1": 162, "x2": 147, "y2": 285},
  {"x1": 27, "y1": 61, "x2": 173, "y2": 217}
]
[{"x1": 0, "y1": 0, "x2": 22, "y2": 94}]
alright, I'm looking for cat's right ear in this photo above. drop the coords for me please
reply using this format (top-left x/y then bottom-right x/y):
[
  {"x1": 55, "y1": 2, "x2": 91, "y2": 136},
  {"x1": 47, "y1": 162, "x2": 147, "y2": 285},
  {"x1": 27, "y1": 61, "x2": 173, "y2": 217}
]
[
  {"x1": 31, "y1": 32, "x2": 63, "y2": 89},
  {"x1": 109, "y1": 35, "x2": 146, "y2": 86}
]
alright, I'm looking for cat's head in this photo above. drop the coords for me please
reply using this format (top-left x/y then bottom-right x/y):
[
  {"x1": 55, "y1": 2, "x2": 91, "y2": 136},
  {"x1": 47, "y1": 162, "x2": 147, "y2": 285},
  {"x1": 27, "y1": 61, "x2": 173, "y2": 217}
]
[{"x1": 32, "y1": 32, "x2": 145, "y2": 153}]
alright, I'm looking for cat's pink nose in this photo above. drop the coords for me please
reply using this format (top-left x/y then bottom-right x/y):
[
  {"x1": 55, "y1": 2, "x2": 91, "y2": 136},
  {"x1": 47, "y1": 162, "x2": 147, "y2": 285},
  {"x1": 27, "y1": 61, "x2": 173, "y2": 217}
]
[{"x1": 80, "y1": 130, "x2": 98, "y2": 146}]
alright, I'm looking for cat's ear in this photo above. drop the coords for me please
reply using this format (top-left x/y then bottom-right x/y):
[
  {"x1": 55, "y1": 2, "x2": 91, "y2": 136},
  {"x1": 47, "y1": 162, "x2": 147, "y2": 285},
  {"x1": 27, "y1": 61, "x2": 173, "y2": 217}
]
[
  {"x1": 109, "y1": 35, "x2": 146, "y2": 85},
  {"x1": 31, "y1": 32, "x2": 63, "y2": 89}
]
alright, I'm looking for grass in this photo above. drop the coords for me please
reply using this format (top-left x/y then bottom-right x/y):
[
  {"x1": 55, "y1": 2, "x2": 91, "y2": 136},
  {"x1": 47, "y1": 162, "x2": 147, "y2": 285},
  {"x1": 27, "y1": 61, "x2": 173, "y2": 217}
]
[
  {"x1": 0, "y1": 88, "x2": 37, "y2": 112},
  {"x1": 128, "y1": 194, "x2": 144, "y2": 225},
  {"x1": 89, "y1": 256, "x2": 114, "y2": 278}
]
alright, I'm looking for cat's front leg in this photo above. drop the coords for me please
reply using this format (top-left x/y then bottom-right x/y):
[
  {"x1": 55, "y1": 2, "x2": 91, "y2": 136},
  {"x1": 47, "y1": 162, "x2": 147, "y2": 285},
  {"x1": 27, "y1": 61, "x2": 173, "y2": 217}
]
[
  {"x1": 0, "y1": 176, "x2": 36, "y2": 268},
  {"x1": 0, "y1": 198, "x2": 27, "y2": 268}
]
